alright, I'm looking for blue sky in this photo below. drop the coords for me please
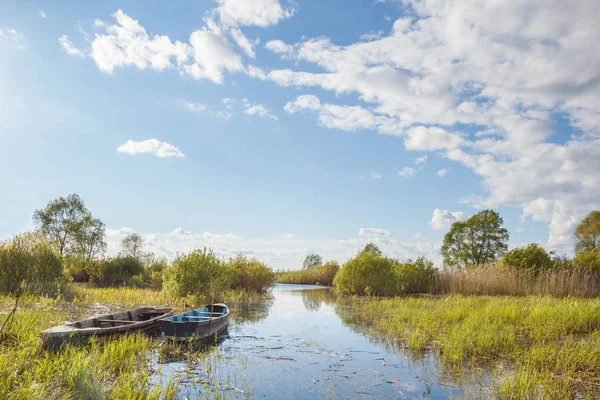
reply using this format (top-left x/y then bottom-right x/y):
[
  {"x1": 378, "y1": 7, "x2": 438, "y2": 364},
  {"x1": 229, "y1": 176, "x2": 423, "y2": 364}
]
[{"x1": 1, "y1": 0, "x2": 598, "y2": 269}]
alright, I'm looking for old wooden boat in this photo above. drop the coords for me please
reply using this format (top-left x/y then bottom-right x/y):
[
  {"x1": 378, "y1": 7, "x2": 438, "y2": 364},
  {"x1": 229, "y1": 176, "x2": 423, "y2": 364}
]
[
  {"x1": 41, "y1": 307, "x2": 175, "y2": 349},
  {"x1": 159, "y1": 304, "x2": 229, "y2": 342}
]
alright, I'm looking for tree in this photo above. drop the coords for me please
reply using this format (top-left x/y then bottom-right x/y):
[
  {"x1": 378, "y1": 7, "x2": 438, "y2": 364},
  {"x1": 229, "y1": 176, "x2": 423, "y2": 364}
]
[
  {"x1": 359, "y1": 243, "x2": 382, "y2": 256},
  {"x1": 499, "y1": 244, "x2": 552, "y2": 274},
  {"x1": 441, "y1": 209, "x2": 509, "y2": 269},
  {"x1": 73, "y1": 215, "x2": 106, "y2": 264},
  {"x1": 120, "y1": 233, "x2": 144, "y2": 261},
  {"x1": 303, "y1": 253, "x2": 323, "y2": 270},
  {"x1": 33, "y1": 194, "x2": 88, "y2": 256},
  {"x1": 574, "y1": 211, "x2": 600, "y2": 253}
]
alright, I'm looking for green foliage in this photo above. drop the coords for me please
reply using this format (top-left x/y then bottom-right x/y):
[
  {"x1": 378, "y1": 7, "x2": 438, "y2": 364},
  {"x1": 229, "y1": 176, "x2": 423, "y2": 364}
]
[
  {"x1": 0, "y1": 232, "x2": 66, "y2": 297},
  {"x1": 227, "y1": 255, "x2": 274, "y2": 292},
  {"x1": 163, "y1": 248, "x2": 230, "y2": 299},
  {"x1": 63, "y1": 255, "x2": 90, "y2": 283},
  {"x1": 146, "y1": 258, "x2": 168, "y2": 289},
  {"x1": 574, "y1": 211, "x2": 600, "y2": 253},
  {"x1": 441, "y1": 209, "x2": 509, "y2": 269},
  {"x1": 334, "y1": 246, "x2": 399, "y2": 296},
  {"x1": 33, "y1": 193, "x2": 106, "y2": 261},
  {"x1": 277, "y1": 261, "x2": 340, "y2": 286},
  {"x1": 395, "y1": 257, "x2": 437, "y2": 294},
  {"x1": 303, "y1": 253, "x2": 323, "y2": 270},
  {"x1": 499, "y1": 244, "x2": 553, "y2": 274},
  {"x1": 120, "y1": 232, "x2": 145, "y2": 260},
  {"x1": 90, "y1": 256, "x2": 145, "y2": 287},
  {"x1": 572, "y1": 250, "x2": 600, "y2": 273},
  {"x1": 360, "y1": 242, "x2": 382, "y2": 256}
]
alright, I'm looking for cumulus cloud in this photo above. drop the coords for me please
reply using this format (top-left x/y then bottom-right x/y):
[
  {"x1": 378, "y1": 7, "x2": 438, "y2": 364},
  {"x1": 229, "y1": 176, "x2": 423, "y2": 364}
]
[
  {"x1": 360, "y1": 170, "x2": 381, "y2": 180},
  {"x1": 415, "y1": 155, "x2": 427, "y2": 165},
  {"x1": 106, "y1": 227, "x2": 135, "y2": 236},
  {"x1": 183, "y1": 101, "x2": 206, "y2": 113},
  {"x1": 0, "y1": 29, "x2": 25, "y2": 47},
  {"x1": 58, "y1": 35, "x2": 84, "y2": 57},
  {"x1": 437, "y1": 168, "x2": 448, "y2": 177},
  {"x1": 263, "y1": 0, "x2": 600, "y2": 249},
  {"x1": 429, "y1": 209, "x2": 466, "y2": 230},
  {"x1": 38, "y1": 10, "x2": 47, "y2": 19},
  {"x1": 359, "y1": 228, "x2": 391, "y2": 237},
  {"x1": 397, "y1": 167, "x2": 416, "y2": 178},
  {"x1": 229, "y1": 28, "x2": 258, "y2": 58},
  {"x1": 117, "y1": 138, "x2": 185, "y2": 158},
  {"x1": 216, "y1": 0, "x2": 295, "y2": 27},
  {"x1": 221, "y1": 98, "x2": 278, "y2": 120},
  {"x1": 265, "y1": 39, "x2": 294, "y2": 56}
]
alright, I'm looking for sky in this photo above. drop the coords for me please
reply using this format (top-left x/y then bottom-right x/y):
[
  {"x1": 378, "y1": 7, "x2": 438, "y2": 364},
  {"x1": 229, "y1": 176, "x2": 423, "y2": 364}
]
[{"x1": 1, "y1": 0, "x2": 599, "y2": 270}]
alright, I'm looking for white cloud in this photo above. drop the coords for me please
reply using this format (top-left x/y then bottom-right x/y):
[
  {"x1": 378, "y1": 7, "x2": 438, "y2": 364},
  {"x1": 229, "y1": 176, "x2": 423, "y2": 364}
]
[
  {"x1": 106, "y1": 228, "x2": 441, "y2": 270},
  {"x1": 261, "y1": 0, "x2": 600, "y2": 249},
  {"x1": 397, "y1": 167, "x2": 416, "y2": 178},
  {"x1": 516, "y1": 228, "x2": 524, "y2": 233},
  {"x1": 183, "y1": 101, "x2": 206, "y2": 113},
  {"x1": 359, "y1": 228, "x2": 391, "y2": 237},
  {"x1": 244, "y1": 104, "x2": 277, "y2": 120},
  {"x1": 221, "y1": 98, "x2": 278, "y2": 120},
  {"x1": 93, "y1": 19, "x2": 105, "y2": 28},
  {"x1": 415, "y1": 232, "x2": 423, "y2": 239},
  {"x1": 265, "y1": 39, "x2": 294, "y2": 56},
  {"x1": 106, "y1": 227, "x2": 135, "y2": 237},
  {"x1": 360, "y1": 170, "x2": 381, "y2": 180},
  {"x1": 58, "y1": 35, "x2": 84, "y2": 57},
  {"x1": 117, "y1": 138, "x2": 185, "y2": 158},
  {"x1": 360, "y1": 31, "x2": 384, "y2": 41},
  {"x1": 437, "y1": 168, "x2": 448, "y2": 177},
  {"x1": 0, "y1": 29, "x2": 25, "y2": 47},
  {"x1": 38, "y1": 10, "x2": 47, "y2": 19},
  {"x1": 429, "y1": 209, "x2": 466, "y2": 230},
  {"x1": 415, "y1": 155, "x2": 427, "y2": 165},
  {"x1": 216, "y1": 0, "x2": 295, "y2": 27},
  {"x1": 229, "y1": 28, "x2": 258, "y2": 58}
]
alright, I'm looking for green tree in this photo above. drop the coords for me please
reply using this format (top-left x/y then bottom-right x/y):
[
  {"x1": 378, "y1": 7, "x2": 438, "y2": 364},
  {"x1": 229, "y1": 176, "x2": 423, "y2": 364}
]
[
  {"x1": 226, "y1": 254, "x2": 275, "y2": 292},
  {"x1": 499, "y1": 244, "x2": 552, "y2": 274},
  {"x1": 120, "y1": 233, "x2": 144, "y2": 261},
  {"x1": 441, "y1": 209, "x2": 509, "y2": 269},
  {"x1": 333, "y1": 250, "x2": 399, "y2": 296},
  {"x1": 574, "y1": 211, "x2": 600, "y2": 253},
  {"x1": 303, "y1": 253, "x2": 323, "y2": 270},
  {"x1": 360, "y1": 242, "x2": 382, "y2": 256},
  {"x1": 33, "y1": 194, "x2": 106, "y2": 262}
]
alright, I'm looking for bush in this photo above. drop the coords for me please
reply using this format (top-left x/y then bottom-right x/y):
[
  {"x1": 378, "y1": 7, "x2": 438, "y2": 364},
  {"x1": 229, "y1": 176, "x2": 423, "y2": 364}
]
[
  {"x1": 395, "y1": 257, "x2": 437, "y2": 294},
  {"x1": 572, "y1": 250, "x2": 600, "y2": 274},
  {"x1": 0, "y1": 232, "x2": 66, "y2": 297},
  {"x1": 146, "y1": 258, "x2": 168, "y2": 290},
  {"x1": 163, "y1": 248, "x2": 230, "y2": 299},
  {"x1": 63, "y1": 255, "x2": 91, "y2": 282},
  {"x1": 334, "y1": 250, "x2": 399, "y2": 296},
  {"x1": 277, "y1": 261, "x2": 340, "y2": 286},
  {"x1": 90, "y1": 256, "x2": 144, "y2": 287},
  {"x1": 227, "y1": 255, "x2": 274, "y2": 292},
  {"x1": 499, "y1": 244, "x2": 553, "y2": 274}
]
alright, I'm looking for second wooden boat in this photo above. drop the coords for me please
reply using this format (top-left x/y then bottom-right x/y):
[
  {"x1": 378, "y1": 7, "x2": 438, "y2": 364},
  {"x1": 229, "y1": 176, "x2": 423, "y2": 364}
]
[
  {"x1": 159, "y1": 304, "x2": 229, "y2": 342},
  {"x1": 41, "y1": 307, "x2": 175, "y2": 349}
]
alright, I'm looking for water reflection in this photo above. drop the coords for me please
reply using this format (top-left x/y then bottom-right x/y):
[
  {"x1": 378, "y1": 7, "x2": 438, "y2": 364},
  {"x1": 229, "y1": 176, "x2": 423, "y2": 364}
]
[{"x1": 155, "y1": 284, "x2": 484, "y2": 399}]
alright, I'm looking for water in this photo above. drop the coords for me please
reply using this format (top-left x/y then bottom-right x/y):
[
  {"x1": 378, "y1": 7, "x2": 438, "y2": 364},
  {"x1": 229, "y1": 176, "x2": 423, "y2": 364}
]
[{"x1": 155, "y1": 284, "x2": 476, "y2": 399}]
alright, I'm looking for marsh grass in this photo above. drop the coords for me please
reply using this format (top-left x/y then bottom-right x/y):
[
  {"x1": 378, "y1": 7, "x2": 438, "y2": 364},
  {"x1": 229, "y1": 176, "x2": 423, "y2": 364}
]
[
  {"x1": 0, "y1": 284, "x2": 270, "y2": 399},
  {"x1": 348, "y1": 295, "x2": 600, "y2": 399}
]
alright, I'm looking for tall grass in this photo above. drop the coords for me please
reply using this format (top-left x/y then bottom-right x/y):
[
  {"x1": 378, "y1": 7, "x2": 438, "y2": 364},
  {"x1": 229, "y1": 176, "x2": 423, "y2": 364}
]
[
  {"x1": 434, "y1": 267, "x2": 600, "y2": 297},
  {"x1": 277, "y1": 262, "x2": 340, "y2": 286},
  {"x1": 347, "y1": 295, "x2": 600, "y2": 399}
]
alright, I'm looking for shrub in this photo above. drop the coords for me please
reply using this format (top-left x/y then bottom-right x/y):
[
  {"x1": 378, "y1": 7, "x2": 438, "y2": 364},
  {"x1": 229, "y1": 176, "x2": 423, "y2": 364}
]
[
  {"x1": 163, "y1": 248, "x2": 230, "y2": 299},
  {"x1": 0, "y1": 232, "x2": 67, "y2": 298},
  {"x1": 395, "y1": 257, "x2": 437, "y2": 294},
  {"x1": 63, "y1": 255, "x2": 91, "y2": 282},
  {"x1": 227, "y1": 255, "x2": 275, "y2": 292},
  {"x1": 277, "y1": 261, "x2": 340, "y2": 286},
  {"x1": 572, "y1": 250, "x2": 600, "y2": 274},
  {"x1": 146, "y1": 258, "x2": 168, "y2": 290},
  {"x1": 499, "y1": 244, "x2": 553, "y2": 274},
  {"x1": 90, "y1": 256, "x2": 144, "y2": 287},
  {"x1": 334, "y1": 249, "x2": 399, "y2": 296}
]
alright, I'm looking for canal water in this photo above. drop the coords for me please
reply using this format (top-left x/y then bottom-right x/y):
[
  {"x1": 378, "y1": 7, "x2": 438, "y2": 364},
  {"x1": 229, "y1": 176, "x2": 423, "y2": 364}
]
[{"x1": 156, "y1": 284, "x2": 484, "y2": 399}]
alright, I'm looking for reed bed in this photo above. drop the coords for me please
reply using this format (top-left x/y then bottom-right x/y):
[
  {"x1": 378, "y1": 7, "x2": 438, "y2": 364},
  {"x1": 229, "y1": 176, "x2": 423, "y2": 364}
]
[{"x1": 349, "y1": 295, "x2": 600, "y2": 399}]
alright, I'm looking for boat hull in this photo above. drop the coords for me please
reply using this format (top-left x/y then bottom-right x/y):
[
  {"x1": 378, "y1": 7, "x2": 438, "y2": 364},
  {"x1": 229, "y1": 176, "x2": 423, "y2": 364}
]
[
  {"x1": 160, "y1": 304, "x2": 229, "y2": 342},
  {"x1": 41, "y1": 307, "x2": 175, "y2": 350}
]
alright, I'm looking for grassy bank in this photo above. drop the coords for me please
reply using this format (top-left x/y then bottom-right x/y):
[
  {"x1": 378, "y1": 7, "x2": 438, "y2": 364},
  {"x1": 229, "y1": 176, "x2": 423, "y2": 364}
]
[
  {"x1": 276, "y1": 262, "x2": 340, "y2": 286},
  {"x1": 347, "y1": 295, "x2": 600, "y2": 399},
  {"x1": 0, "y1": 285, "x2": 270, "y2": 399}
]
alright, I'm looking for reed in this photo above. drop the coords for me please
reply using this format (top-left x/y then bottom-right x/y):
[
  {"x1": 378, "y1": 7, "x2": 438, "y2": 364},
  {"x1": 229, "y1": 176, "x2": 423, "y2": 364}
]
[{"x1": 348, "y1": 295, "x2": 600, "y2": 399}]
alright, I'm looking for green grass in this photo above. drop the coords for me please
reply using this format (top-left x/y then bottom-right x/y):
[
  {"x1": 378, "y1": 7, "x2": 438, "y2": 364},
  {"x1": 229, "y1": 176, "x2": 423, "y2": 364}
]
[
  {"x1": 347, "y1": 295, "x2": 600, "y2": 399},
  {"x1": 0, "y1": 284, "x2": 271, "y2": 399}
]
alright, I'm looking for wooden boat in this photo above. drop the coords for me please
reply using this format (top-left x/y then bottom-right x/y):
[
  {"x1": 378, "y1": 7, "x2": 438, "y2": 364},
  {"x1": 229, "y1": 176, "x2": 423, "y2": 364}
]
[
  {"x1": 159, "y1": 304, "x2": 229, "y2": 342},
  {"x1": 41, "y1": 307, "x2": 175, "y2": 349}
]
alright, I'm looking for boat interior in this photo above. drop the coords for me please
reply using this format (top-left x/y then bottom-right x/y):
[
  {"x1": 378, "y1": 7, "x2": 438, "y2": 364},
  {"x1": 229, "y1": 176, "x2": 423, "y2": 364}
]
[
  {"x1": 163, "y1": 305, "x2": 228, "y2": 323},
  {"x1": 71, "y1": 308, "x2": 172, "y2": 329}
]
